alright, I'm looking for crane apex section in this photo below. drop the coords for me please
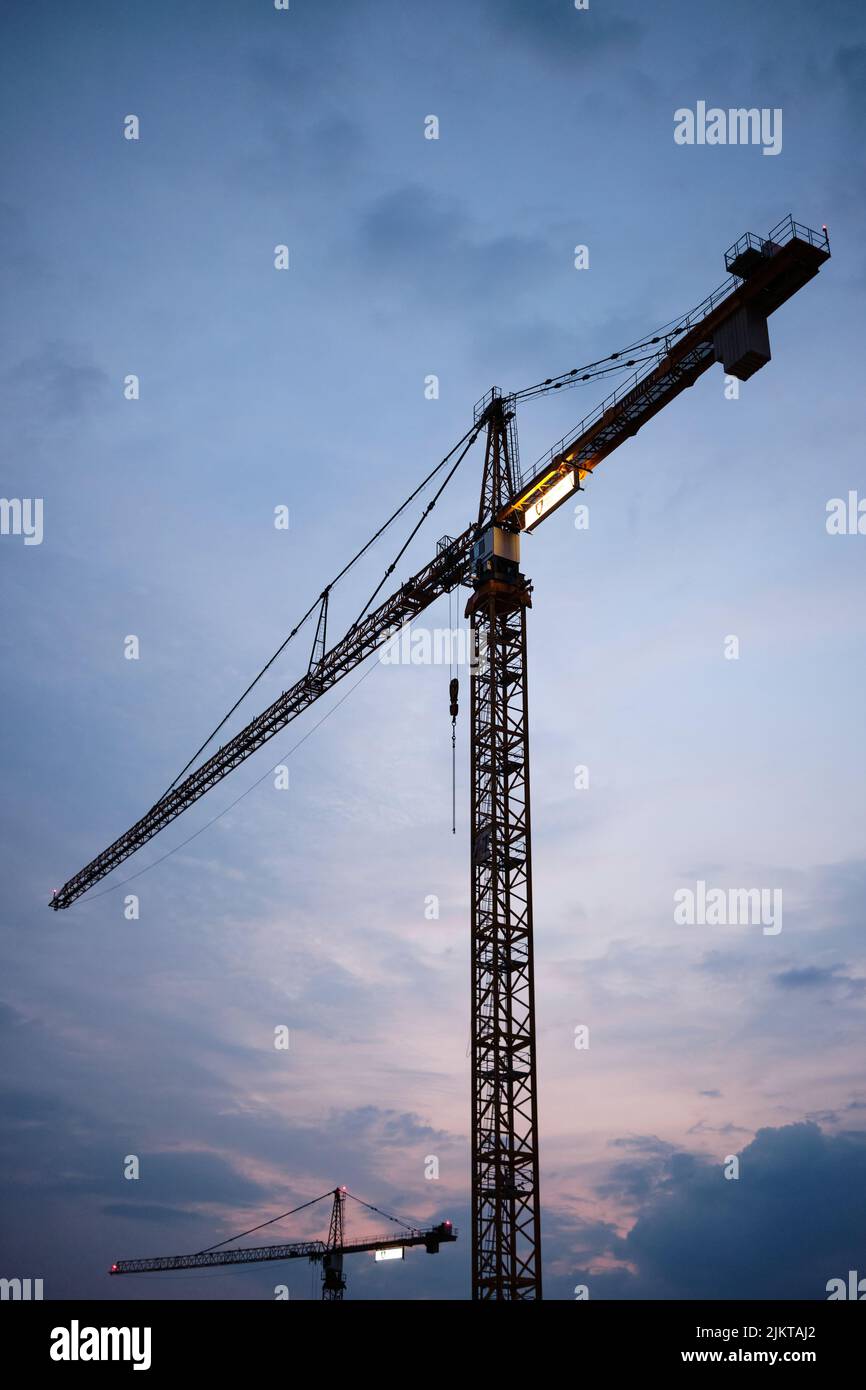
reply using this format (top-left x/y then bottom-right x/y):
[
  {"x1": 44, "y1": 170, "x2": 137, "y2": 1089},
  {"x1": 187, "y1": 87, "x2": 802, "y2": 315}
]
[{"x1": 713, "y1": 218, "x2": 829, "y2": 379}]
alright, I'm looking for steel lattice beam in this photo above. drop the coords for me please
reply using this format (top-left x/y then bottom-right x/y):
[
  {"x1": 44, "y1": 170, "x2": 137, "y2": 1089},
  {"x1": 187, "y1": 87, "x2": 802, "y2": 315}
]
[
  {"x1": 50, "y1": 530, "x2": 476, "y2": 909},
  {"x1": 469, "y1": 400, "x2": 542, "y2": 1299},
  {"x1": 322, "y1": 1187, "x2": 346, "y2": 1299},
  {"x1": 109, "y1": 1223, "x2": 456, "y2": 1274},
  {"x1": 470, "y1": 594, "x2": 541, "y2": 1298}
]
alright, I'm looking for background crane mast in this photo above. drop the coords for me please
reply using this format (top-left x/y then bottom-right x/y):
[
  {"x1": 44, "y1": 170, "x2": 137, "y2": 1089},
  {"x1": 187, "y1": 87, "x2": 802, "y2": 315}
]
[
  {"x1": 322, "y1": 1184, "x2": 346, "y2": 1300},
  {"x1": 51, "y1": 215, "x2": 830, "y2": 1300}
]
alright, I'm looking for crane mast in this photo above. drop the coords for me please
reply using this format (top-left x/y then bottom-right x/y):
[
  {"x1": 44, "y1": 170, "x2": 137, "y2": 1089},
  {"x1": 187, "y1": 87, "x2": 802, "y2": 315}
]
[
  {"x1": 468, "y1": 397, "x2": 541, "y2": 1297},
  {"x1": 51, "y1": 215, "x2": 831, "y2": 1301},
  {"x1": 322, "y1": 1185, "x2": 346, "y2": 1300}
]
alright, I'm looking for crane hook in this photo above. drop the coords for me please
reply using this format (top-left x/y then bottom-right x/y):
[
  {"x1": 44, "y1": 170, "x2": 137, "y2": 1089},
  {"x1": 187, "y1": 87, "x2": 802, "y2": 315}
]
[{"x1": 449, "y1": 677, "x2": 459, "y2": 835}]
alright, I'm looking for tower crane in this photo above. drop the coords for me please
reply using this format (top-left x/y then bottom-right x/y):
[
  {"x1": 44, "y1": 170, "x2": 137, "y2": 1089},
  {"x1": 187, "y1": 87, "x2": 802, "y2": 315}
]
[
  {"x1": 51, "y1": 215, "x2": 831, "y2": 1300},
  {"x1": 109, "y1": 1188, "x2": 457, "y2": 1301}
]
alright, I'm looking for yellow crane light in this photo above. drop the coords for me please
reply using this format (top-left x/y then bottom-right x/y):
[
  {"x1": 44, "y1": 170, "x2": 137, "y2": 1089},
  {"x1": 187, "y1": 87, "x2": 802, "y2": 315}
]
[{"x1": 521, "y1": 468, "x2": 579, "y2": 529}]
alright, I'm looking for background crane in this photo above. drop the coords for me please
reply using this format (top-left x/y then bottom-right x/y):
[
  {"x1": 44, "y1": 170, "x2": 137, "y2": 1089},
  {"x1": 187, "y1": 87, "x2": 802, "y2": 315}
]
[
  {"x1": 109, "y1": 1187, "x2": 457, "y2": 1301},
  {"x1": 51, "y1": 214, "x2": 831, "y2": 1300}
]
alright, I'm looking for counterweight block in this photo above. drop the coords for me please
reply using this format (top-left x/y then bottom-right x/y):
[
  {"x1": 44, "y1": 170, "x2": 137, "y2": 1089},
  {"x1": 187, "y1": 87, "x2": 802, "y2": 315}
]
[{"x1": 712, "y1": 304, "x2": 772, "y2": 381}]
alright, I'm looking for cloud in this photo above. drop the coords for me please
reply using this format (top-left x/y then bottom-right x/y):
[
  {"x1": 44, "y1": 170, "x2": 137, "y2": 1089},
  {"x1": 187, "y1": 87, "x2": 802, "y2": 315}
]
[
  {"x1": 107, "y1": 1151, "x2": 268, "y2": 1210},
  {"x1": 686, "y1": 1118, "x2": 752, "y2": 1138},
  {"x1": 833, "y1": 43, "x2": 866, "y2": 114},
  {"x1": 355, "y1": 185, "x2": 551, "y2": 309},
  {"x1": 483, "y1": 0, "x2": 644, "y2": 68},
  {"x1": 0, "y1": 201, "x2": 42, "y2": 278},
  {"x1": 100, "y1": 1202, "x2": 203, "y2": 1225},
  {"x1": 1, "y1": 343, "x2": 109, "y2": 424},
  {"x1": 239, "y1": 47, "x2": 367, "y2": 191},
  {"x1": 621, "y1": 1123, "x2": 866, "y2": 1298},
  {"x1": 774, "y1": 964, "x2": 865, "y2": 997}
]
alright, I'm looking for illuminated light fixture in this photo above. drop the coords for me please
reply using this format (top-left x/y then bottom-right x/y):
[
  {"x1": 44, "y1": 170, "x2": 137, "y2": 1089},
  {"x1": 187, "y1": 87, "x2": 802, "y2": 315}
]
[
  {"x1": 521, "y1": 469, "x2": 577, "y2": 530},
  {"x1": 374, "y1": 1246, "x2": 404, "y2": 1262}
]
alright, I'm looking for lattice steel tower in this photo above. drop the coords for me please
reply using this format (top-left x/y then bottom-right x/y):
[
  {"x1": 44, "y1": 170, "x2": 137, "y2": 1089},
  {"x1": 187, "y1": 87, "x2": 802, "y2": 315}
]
[{"x1": 466, "y1": 394, "x2": 542, "y2": 1299}]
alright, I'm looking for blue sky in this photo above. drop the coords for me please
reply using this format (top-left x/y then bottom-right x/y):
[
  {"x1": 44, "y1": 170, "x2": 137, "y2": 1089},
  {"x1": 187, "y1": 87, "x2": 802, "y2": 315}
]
[{"x1": 1, "y1": 0, "x2": 864, "y2": 1300}]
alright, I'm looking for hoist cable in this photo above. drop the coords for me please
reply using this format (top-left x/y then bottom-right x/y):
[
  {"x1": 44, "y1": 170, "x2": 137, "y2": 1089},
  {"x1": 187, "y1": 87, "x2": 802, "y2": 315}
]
[
  {"x1": 158, "y1": 420, "x2": 480, "y2": 802},
  {"x1": 195, "y1": 1188, "x2": 335, "y2": 1254},
  {"x1": 350, "y1": 421, "x2": 482, "y2": 629},
  {"x1": 342, "y1": 1188, "x2": 418, "y2": 1234}
]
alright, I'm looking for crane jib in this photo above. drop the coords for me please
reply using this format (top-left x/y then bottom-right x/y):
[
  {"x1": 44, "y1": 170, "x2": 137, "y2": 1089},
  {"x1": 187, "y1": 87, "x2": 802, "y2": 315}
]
[
  {"x1": 50, "y1": 217, "x2": 830, "y2": 911},
  {"x1": 506, "y1": 227, "x2": 828, "y2": 530}
]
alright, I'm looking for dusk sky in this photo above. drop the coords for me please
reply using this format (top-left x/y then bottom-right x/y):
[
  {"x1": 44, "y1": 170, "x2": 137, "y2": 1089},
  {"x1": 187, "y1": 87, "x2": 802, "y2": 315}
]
[{"x1": 2, "y1": 0, "x2": 864, "y2": 1301}]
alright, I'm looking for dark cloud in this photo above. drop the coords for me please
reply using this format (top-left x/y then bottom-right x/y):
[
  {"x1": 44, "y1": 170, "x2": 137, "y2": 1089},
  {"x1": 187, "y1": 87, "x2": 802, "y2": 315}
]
[
  {"x1": 542, "y1": 1207, "x2": 628, "y2": 1272},
  {"x1": 0, "y1": 1087, "x2": 67, "y2": 1126},
  {"x1": 109, "y1": 1151, "x2": 268, "y2": 1210},
  {"x1": 774, "y1": 964, "x2": 864, "y2": 996},
  {"x1": 597, "y1": 1135, "x2": 678, "y2": 1205},
  {"x1": 100, "y1": 1201, "x2": 209, "y2": 1225},
  {"x1": 1, "y1": 343, "x2": 109, "y2": 423},
  {"x1": 356, "y1": 185, "x2": 550, "y2": 307},
  {"x1": 483, "y1": 0, "x2": 644, "y2": 68},
  {"x1": 247, "y1": 49, "x2": 321, "y2": 105},
  {"x1": 610, "y1": 1135, "x2": 674, "y2": 1155},
  {"x1": 833, "y1": 43, "x2": 866, "y2": 113},
  {"x1": 623, "y1": 1123, "x2": 866, "y2": 1299},
  {"x1": 543, "y1": 1122, "x2": 866, "y2": 1300},
  {"x1": 0, "y1": 201, "x2": 42, "y2": 277},
  {"x1": 239, "y1": 47, "x2": 366, "y2": 190},
  {"x1": 686, "y1": 1118, "x2": 752, "y2": 1137}
]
